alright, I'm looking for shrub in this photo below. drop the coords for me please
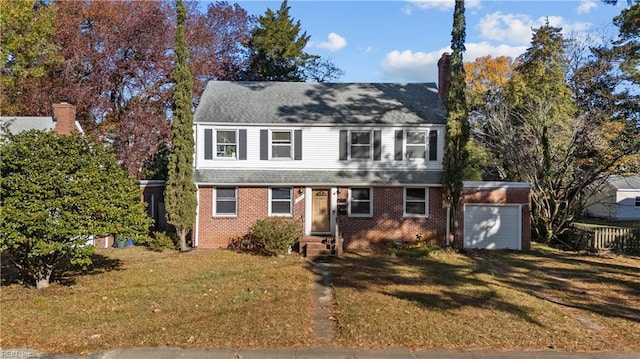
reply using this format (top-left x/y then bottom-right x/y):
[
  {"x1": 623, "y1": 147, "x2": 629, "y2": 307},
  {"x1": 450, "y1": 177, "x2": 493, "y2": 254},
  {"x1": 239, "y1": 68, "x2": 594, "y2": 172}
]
[
  {"x1": 250, "y1": 217, "x2": 302, "y2": 256},
  {"x1": 148, "y1": 231, "x2": 177, "y2": 252}
]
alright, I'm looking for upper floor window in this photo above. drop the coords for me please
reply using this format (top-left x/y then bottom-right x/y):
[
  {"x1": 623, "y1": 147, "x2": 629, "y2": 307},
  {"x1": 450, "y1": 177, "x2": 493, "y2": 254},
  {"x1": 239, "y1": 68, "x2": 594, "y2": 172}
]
[
  {"x1": 260, "y1": 129, "x2": 302, "y2": 160},
  {"x1": 395, "y1": 129, "x2": 438, "y2": 161},
  {"x1": 204, "y1": 128, "x2": 247, "y2": 160},
  {"x1": 349, "y1": 187, "x2": 373, "y2": 217},
  {"x1": 339, "y1": 130, "x2": 381, "y2": 161},
  {"x1": 404, "y1": 187, "x2": 429, "y2": 217},
  {"x1": 217, "y1": 130, "x2": 236, "y2": 158},
  {"x1": 214, "y1": 187, "x2": 237, "y2": 216},
  {"x1": 272, "y1": 131, "x2": 292, "y2": 159},
  {"x1": 270, "y1": 187, "x2": 292, "y2": 216},
  {"x1": 635, "y1": 196, "x2": 640, "y2": 208}
]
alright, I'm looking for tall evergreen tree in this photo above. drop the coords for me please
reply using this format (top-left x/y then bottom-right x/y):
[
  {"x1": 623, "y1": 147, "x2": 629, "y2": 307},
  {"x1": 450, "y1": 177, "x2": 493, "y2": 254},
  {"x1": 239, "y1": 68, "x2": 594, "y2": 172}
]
[
  {"x1": 165, "y1": 0, "x2": 197, "y2": 252},
  {"x1": 442, "y1": 0, "x2": 469, "y2": 245},
  {"x1": 248, "y1": 0, "x2": 315, "y2": 81}
]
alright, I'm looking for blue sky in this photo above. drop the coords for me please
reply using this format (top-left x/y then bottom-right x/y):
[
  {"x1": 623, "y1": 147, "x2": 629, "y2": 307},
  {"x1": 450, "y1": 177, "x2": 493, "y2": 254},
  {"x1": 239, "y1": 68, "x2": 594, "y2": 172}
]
[{"x1": 232, "y1": 0, "x2": 627, "y2": 83}]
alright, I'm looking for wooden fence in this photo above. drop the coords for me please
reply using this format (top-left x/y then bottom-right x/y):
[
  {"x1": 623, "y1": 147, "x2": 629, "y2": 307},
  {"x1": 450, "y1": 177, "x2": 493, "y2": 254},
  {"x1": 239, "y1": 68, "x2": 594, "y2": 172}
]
[{"x1": 571, "y1": 223, "x2": 640, "y2": 253}]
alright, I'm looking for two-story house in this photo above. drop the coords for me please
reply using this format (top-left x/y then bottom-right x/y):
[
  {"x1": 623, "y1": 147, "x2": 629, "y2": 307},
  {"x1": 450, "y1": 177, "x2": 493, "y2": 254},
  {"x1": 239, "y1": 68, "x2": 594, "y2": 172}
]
[{"x1": 192, "y1": 76, "x2": 531, "y2": 254}]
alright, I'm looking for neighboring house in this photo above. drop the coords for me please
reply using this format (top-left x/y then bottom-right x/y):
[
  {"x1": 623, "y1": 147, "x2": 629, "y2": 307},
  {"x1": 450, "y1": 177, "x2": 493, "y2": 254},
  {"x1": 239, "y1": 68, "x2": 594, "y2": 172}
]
[
  {"x1": 0, "y1": 101, "x2": 83, "y2": 135},
  {"x1": 584, "y1": 175, "x2": 640, "y2": 221},
  {"x1": 191, "y1": 55, "x2": 531, "y2": 253},
  {"x1": 137, "y1": 180, "x2": 167, "y2": 231}
]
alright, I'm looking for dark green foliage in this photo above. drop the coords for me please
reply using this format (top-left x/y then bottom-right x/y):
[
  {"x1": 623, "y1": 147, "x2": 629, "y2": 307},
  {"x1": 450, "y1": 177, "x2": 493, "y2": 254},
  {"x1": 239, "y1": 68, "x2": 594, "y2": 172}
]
[
  {"x1": 0, "y1": 131, "x2": 152, "y2": 288},
  {"x1": 248, "y1": 0, "x2": 316, "y2": 81},
  {"x1": 148, "y1": 231, "x2": 177, "y2": 252},
  {"x1": 442, "y1": 0, "x2": 469, "y2": 245},
  {"x1": 250, "y1": 217, "x2": 303, "y2": 256},
  {"x1": 165, "y1": 0, "x2": 197, "y2": 252}
]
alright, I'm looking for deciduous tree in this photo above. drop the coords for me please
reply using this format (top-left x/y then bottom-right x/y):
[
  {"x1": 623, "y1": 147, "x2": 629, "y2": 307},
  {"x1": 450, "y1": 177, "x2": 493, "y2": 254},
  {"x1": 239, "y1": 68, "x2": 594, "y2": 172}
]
[
  {"x1": 164, "y1": 0, "x2": 197, "y2": 252},
  {"x1": 0, "y1": 131, "x2": 151, "y2": 289}
]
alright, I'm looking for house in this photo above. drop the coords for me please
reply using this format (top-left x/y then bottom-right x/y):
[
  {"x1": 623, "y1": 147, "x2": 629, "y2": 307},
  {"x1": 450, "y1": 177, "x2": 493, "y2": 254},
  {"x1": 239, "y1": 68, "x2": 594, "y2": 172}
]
[
  {"x1": 0, "y1": 101, "x2": 83, "y2": 135},
  {"x1": 584, "y1": 175, "x2": 640, "y2": 221}
]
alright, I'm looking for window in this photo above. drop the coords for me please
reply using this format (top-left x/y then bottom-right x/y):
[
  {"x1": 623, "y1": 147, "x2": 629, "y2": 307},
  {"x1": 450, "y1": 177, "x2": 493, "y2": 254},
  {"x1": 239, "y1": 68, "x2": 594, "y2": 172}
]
[
  {"x1": 272, "y1": 131, "x2": 292, "y2": 159},
  {"x1": 428, "y1": 130, "x2": 438, "y2": 161},
  {"x1": 405, "y1": 131, "x2": 426, "y2": 159},
  {"x1": 350, "y1": 131, "x2": 371, "y2": 159},
  {"x1": 270, "y1": 188, "x2": 292, "y2": 216},
  {"x1": 216, "y1": 130, "x2": 236, "y2": 158},
  {"x1": 214, "y1": 187, "x2": 237, "y2": 216},
  {"x1": 404, "y1": 188, "x2": 428, "y2": 217},
  {"x1": 349, "y1": 188, "x2": 372, "y2": 216},
  {"x1": 635, "y1": 196, "x2": 640, "y2": 208}
]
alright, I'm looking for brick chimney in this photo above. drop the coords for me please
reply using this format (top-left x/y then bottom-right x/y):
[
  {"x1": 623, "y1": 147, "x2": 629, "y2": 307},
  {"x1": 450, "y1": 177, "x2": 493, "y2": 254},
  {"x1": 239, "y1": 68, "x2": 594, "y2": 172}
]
[
  {"x1": 437, "y1": 52, "x2": 451, "y2": 110},
  {"x1": 52, "y1": 100, "x2": 77, "y2": 135}
]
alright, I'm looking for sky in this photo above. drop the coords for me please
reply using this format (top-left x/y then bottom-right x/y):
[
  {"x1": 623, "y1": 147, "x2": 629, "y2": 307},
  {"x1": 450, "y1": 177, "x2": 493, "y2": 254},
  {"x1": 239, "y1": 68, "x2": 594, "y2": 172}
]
[{"x1": 230, "y1": 0, "x2": 628, "y2": 83}]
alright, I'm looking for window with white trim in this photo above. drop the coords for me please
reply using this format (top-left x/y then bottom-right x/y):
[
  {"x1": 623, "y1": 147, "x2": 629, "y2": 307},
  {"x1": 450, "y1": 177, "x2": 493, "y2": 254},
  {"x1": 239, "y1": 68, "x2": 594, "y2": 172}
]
[
  {"x1": 405, "y1": 131, "x2": 426, "y2": 159},
  {"x1": 214, "y1": 187, "x2": 237, "y2": 216},
  {"x1": 270, "y1": 187, "x2": 292, "y2": 216},
  {"x1": 216, "y1": 130, "x2": 237, "y2": 158},
  {"x1": 350, "y1": 131, "x2": 371, "y2": 159},
  {"x1": 271, "y1": 130, "x2": 292, "y2": 159},
  {"x1": 404, "y1": 187, "x2": 429, "y2": 217},
  {"x1": 349, "y1": 188, "x2": 372, "y2": 216}
]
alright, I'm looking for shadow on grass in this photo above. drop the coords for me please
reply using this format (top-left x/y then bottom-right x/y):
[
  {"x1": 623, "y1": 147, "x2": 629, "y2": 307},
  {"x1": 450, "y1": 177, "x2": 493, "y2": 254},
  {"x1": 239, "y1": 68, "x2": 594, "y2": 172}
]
[
  {"x1": 326, "y1": 244, "x2": 640, "y2": 328},
  {"x1": 464, "y1": 247, "x2": 640, "y2": 323},
  {"x1": 1, "y1": 252, "x2": 123, "y2": 287}
]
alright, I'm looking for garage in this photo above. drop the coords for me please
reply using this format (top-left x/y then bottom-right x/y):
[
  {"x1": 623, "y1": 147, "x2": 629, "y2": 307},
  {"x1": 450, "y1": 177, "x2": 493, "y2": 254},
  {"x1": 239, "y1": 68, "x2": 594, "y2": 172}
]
[{"x1": 463, "y1": 204, "x2": 522, "y2": 250}]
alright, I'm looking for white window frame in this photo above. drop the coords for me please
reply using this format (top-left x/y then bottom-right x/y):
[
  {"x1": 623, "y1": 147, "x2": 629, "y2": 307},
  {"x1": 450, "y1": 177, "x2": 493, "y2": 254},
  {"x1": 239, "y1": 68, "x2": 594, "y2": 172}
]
[
  {"x1": 216, "y1": 129, "x2": 237, "y2": 159},
  {"x1": 405, "y1": 130, "x2": 427, "y2": 160},
  {"x1": 269, "y1": 187, "x2": 293, "y2": 216},
  {"x1": 349, "y1": 130, "x2": 372, "y2": 160},
  {"x1": 271, "y1": 130, "x2": 293, "y2": 159},
  {"x1": 213, "y1": 187, "x2": 237, "y2": 216},
  {"x1": 403, "y1": 187, "x2": 429, "y2": 217},
  {"x1": 348, "y1": 187, "x2": 373, "y2": 217}
]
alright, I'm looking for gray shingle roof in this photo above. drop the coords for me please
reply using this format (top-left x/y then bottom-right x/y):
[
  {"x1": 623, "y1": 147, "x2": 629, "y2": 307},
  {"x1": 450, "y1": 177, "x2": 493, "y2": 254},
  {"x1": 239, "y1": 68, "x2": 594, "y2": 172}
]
[
  {"x1": 194, "y1": 81, "x2": 447, "y2": 125},
  {"x1": 0, "y1": 116, "x2": 55, "y2": 134},
  {"x1": 608, "y1": 175, "x2": 640, "y2": 190},
  {"x1": 194, "y1": 169, "x2": 442, "y2": 186}
]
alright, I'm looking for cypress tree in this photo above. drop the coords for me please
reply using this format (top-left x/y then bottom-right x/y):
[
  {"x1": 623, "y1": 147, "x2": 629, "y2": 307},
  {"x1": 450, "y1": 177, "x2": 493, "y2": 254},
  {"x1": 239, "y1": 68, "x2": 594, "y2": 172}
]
[
  {"x1": 442, "y1": 0, "x2": 470, "y2": 246},
  {"x1": 164, "y1": 0, "x2": 197, "y2": 252}
]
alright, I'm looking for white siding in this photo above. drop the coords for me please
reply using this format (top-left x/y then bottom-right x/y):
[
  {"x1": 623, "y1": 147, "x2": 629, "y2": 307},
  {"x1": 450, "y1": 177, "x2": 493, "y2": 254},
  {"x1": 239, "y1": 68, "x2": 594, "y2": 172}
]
[
  {"x1": 194, "y1": 124, "x2": 445, "y2": 171},
  {"x1": 616, "y1": 190, "x2": 640, "y2": 221}
]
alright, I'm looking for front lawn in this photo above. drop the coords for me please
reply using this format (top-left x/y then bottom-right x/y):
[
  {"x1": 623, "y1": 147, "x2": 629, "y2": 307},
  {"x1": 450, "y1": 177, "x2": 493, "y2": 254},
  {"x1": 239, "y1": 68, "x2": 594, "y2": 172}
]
[
  {"x1": 2, "y1": 244, "x2": 639, "y2": 354},
  {"x1": 330, "y1": 244, "x2": 640, "y2": 351}
]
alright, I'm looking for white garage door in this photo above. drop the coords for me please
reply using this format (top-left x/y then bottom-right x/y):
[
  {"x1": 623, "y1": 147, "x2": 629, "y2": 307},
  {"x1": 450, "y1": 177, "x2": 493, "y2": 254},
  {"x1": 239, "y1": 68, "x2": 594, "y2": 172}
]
[{"x1": 464, "y1": 204, "x2": 521, "y2": 249}]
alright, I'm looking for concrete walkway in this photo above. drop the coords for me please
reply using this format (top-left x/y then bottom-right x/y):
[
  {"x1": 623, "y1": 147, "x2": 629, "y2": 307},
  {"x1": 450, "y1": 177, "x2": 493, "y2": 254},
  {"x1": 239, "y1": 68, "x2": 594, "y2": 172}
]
[{"x1": 6, "y1": 347, "x2": 639, "y2": 359}]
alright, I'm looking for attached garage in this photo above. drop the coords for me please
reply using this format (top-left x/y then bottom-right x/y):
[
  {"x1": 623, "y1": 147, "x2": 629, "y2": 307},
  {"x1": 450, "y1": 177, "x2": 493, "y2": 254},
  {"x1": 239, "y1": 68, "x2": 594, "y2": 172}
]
[{"x1": 463, "y1": 204, "x2": 522, "y2": 250}]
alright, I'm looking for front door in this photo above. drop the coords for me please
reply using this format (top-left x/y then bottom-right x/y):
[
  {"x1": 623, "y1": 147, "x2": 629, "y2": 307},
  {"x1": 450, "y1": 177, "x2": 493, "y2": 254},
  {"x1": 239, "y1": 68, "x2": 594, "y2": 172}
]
[{"x1": 311, "y1": 189, "x2": 331, "y2": 233}]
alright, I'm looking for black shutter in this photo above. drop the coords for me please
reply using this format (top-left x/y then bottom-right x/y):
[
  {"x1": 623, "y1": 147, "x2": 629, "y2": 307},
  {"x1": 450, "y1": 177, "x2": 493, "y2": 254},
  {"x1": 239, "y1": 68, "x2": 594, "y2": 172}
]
[
  {"x1": 339, "y1": 130, "x2": 348, "y2": 161},
  {"x1": 429, "y1": 130, "x2": 438, "y2": 161},
  {"x1": 394, "y1": 130, "x2": 403, "y2": 161},
  {"x1": 294, "y1": 130, "x2": 302, "y2": 160},
  {"x1": 204, "y1": 128, "x2": 213, "y2": 160},
  {"x1": 239, "y1": 129, "x2": 247, "y2": 160},
  {"x1": 260, "y1": 129, "x2": 268, "y2": 160},
  {"x1": 373, "y1": 130, "x2": 382, "y2": 161}
]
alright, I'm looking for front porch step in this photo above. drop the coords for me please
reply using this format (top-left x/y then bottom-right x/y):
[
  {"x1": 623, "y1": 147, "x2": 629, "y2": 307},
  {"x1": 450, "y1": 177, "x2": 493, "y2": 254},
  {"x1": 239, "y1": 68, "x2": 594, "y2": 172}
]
[{"x1": 300, "y1": 236, "x2": 337, "y2": 260}]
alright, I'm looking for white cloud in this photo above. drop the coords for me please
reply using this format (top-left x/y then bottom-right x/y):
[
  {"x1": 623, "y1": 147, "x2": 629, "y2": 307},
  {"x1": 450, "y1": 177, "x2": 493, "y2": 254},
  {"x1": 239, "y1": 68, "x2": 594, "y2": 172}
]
[
  {"x1": 313, "y1": 32, "x2": 347, "y2": 52},
  {"x1": 478, "y1": 12, "x2": 593, "y2": 45},
  {"x1": 405, "y1": 0, "x2": 481, "y2": 11},
  {"x1": 577, "y1": 0, "x2": 598, "y2": 14},
  {"x1": 380, "y1": 43, "x2": 527, "y2": 82}
]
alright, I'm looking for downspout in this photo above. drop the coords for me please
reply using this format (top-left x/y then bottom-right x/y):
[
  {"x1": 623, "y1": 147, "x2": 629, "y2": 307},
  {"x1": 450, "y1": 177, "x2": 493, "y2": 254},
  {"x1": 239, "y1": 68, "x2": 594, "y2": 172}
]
[{"x1": 194, "y1": 185, "x2": 200, "y2": 248}]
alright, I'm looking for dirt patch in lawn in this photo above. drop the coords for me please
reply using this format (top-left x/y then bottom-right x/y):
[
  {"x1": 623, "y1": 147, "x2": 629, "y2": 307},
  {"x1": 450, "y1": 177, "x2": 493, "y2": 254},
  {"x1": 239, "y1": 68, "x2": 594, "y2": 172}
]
[{"x1": 329, "y1": 244, "x2": 640, "y2": 351}]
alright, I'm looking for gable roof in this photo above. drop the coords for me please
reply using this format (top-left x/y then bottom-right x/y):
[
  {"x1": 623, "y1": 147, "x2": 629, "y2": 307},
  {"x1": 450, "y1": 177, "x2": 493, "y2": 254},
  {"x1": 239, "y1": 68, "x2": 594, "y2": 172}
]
[
  {"x1": 0, "y1": 116, "x2": 57, "y2": 134},
  {"x1": 607, "y1": 175, "x2": 640, "y2": 190},
  {"x1": 194, "y1": 81, "x2": 447, "y2": 126}
]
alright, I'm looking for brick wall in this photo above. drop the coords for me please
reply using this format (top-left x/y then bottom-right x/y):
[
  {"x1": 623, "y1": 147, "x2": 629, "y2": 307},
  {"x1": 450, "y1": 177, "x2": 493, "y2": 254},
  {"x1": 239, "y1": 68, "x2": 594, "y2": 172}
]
[
  {"x1": 197, "y1": 186, "x2": 306, "y2": 248},
  {"x1": 337, "y1": 187, "x2": 447, "y2": 250},
  {"x1": 51, "y1": 102, "x2": 77, "y2": 135}
]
